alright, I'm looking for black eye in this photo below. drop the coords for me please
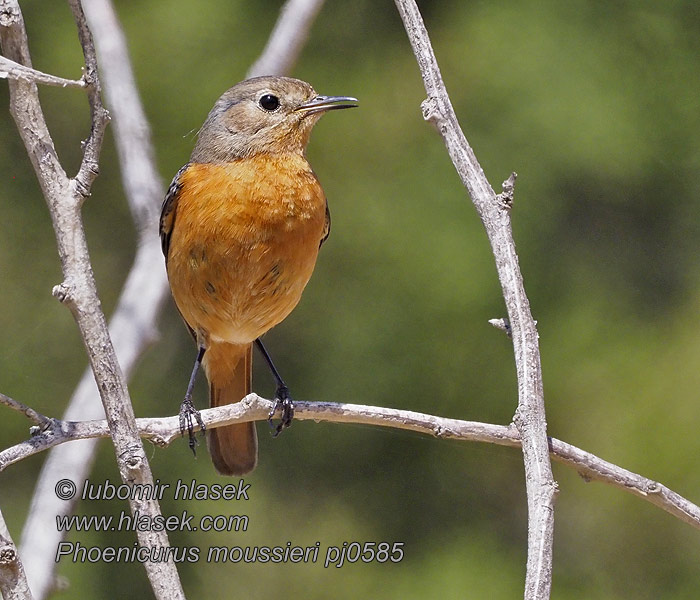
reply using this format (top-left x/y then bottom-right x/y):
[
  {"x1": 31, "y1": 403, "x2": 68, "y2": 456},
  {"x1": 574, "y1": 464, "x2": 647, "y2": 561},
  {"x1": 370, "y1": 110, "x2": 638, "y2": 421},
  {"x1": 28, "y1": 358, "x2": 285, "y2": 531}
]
[{"x1": 259, "y1": 94, "x2": 280, "y2": 111}]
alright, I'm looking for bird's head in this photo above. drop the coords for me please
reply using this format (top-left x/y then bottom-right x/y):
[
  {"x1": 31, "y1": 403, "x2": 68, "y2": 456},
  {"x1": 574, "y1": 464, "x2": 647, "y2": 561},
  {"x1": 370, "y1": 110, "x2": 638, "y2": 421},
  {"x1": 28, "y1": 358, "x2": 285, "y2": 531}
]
[{"x1": 191, "y1": 76, "x2": 358, "y2": 162}]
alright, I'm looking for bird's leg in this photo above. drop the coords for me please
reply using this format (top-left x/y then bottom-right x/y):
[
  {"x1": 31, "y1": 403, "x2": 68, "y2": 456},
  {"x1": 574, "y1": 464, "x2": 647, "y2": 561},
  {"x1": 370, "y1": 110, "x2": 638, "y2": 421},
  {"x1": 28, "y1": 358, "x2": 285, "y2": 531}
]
[
  {"x1": 255, "y1": 338, "x2": 295, "y2": 437},
  {"x1": 179, "y1": 344, "x2": 207, "y2": 454}
]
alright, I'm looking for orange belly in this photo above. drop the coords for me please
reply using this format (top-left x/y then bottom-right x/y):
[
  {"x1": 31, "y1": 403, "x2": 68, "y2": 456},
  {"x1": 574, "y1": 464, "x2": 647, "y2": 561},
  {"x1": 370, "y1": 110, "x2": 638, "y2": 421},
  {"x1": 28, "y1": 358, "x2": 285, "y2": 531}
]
[{"x1": 166, "y1": 154, "x2": 326, "y2": 344}]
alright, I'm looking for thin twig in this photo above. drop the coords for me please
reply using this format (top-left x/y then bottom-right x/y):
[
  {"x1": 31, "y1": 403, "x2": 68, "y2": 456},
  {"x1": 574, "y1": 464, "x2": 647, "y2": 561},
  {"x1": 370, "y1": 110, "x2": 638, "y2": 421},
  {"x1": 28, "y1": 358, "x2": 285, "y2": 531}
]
[
  {"x1": 0, "y1": 55, "x2": 85, "y2": 87},
  {"x1": 80, "y1": 0, "x2": 164, "y2": 227},
  {"x1": 393, "y1": 1, "x2": 556, "y2": 597},
  {"x1": 68, "y1": 0, "x2": 110, "y2": 198},
  {"x1": 2, "y1": 395, "x2": 699, "y2": 531},
  {"x1": 0, "y1": 393, "x2": 52, "y2": 428}
]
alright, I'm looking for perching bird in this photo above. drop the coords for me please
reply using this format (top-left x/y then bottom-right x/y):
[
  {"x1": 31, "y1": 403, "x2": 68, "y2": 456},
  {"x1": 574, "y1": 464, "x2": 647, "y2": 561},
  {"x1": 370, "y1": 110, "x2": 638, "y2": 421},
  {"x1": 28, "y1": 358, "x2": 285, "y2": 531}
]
[{"x1": 160, "y1": 76, "x2": 357, "y2": 475}]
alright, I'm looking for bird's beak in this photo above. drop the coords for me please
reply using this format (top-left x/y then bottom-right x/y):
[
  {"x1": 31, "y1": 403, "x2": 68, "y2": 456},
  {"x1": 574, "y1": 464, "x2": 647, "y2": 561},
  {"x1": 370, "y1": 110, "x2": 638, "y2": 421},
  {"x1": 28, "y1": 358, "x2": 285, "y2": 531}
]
[{"x1": 295, "y1": 95, "x2": 359, "y2": 115}]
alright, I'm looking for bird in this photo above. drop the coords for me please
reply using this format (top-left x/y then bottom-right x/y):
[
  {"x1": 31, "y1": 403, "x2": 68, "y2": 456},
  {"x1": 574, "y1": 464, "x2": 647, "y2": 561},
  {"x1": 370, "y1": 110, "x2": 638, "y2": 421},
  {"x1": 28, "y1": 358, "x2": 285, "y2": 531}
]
[{"x1": 160, "y1": 76, "x2": 357, "y2": 475}]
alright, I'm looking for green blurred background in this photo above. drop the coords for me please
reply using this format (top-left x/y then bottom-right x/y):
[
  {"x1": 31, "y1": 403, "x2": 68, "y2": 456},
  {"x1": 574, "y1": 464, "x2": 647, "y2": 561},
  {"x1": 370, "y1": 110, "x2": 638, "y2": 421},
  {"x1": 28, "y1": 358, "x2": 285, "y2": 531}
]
[{"x1": 2, "y1": 0, "x2": 700, "y2": 597}]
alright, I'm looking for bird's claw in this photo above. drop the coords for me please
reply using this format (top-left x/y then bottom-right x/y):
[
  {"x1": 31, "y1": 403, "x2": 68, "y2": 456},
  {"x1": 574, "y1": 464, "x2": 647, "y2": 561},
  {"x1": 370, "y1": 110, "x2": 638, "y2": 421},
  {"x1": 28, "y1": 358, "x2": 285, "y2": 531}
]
[
  {"x1": 179, "y1": 395, "x2": 206, "y2": 455},
  {"x1": 268, "y1": 384, "x2": 295, "y2": 438}
]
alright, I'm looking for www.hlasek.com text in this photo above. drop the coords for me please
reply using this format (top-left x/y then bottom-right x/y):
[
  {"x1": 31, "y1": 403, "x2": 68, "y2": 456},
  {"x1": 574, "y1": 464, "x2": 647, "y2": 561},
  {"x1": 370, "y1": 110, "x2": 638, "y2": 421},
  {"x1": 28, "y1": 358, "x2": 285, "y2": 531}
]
[{"x1": 56, "y1": 509, "x2": 248, "y2": 533}]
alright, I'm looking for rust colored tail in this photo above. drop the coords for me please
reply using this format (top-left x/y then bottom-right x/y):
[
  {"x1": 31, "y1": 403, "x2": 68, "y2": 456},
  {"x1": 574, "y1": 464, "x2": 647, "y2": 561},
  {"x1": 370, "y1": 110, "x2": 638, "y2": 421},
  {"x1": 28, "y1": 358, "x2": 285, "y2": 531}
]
[{"x1": 203, "y1": 342, "x2": 258, "y2": 475}]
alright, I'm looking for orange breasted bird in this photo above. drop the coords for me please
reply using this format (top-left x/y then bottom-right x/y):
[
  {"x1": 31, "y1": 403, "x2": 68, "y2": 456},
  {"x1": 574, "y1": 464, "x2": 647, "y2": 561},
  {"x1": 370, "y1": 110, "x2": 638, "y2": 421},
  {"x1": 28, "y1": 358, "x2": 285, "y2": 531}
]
[{"x1": 160, "y1": 76, "x2": 357, "y2": 475}]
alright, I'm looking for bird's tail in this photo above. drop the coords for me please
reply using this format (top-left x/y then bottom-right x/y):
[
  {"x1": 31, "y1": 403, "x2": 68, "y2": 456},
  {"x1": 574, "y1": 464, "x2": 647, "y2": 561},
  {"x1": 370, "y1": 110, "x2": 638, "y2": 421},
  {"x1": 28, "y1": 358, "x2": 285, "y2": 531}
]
[{"x1": 203, "y1": 341, "x2": 258, "y2": 475}]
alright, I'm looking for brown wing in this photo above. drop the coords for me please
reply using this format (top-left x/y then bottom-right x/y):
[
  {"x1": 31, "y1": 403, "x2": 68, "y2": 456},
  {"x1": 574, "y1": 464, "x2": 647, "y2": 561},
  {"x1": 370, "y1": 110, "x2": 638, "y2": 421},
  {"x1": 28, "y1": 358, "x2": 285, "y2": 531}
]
[
  {"x1": 320, "y1": 200, "x2": 331, "y2": 247},
  {"x1": 160, "y1": 163, "x2": 197, "y2": 341},
  {"x1": 160, "y1": 163, "x2": 189, "y2": 263}
]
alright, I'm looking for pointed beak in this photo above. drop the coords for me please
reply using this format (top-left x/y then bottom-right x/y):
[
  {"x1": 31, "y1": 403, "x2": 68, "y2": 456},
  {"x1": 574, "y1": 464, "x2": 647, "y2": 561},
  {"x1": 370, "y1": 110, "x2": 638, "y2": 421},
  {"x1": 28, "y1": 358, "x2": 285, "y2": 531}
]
[{"x1": 295, "y1": 95, "x2": 359, "y2": 115}]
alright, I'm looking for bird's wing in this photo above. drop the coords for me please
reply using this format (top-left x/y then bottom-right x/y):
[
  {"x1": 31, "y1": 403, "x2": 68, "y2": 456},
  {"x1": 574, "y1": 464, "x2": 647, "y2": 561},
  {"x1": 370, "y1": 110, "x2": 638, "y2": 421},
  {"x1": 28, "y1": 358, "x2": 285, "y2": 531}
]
[
  {"x1": 160, "y1": 163, "x2": 198, "y2": 341},
  {"x1": 320, "y1": 200, "x2": 331, "y2": 247},
  {"x1": 160, "y1": 163, "x2": 190, "y2": 262}
]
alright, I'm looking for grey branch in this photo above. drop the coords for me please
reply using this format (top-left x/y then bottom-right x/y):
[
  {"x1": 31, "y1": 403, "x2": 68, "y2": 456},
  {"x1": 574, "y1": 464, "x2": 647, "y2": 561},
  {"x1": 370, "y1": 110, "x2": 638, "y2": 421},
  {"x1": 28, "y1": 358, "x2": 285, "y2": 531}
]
[
  {"x1": 81, "y1": 0, "x2": 165, "y2": 226},
  {"x1": 2, "y1": 395, "x2": 699, "y2": 532},
  {"x1": 17, "y1": 0, "x2": 171, "y2": 595},
  {"x1": 0, "y1": 0, "x2": 182, "y2": 598},
  {"x1": 68, "y1": 0, "x2": 110, "y2": 198},
  {"x1": 19, "y1": 0, "x2": 170, "y2": 595},
  {"x1": 0, "y1": 393, "x2": 52, "y2": 429},
  {"x1": 247, "y1": 0, "x2": 326, "y2": 77},
  {"x1": 13, "y1": 0, "x2": 329, "y2": 597},
  {"x1": 0, "y1": 507, "x2": 33, "y2": 600},
  {"x1": 0, "y1": 54, "x2": 85, "y2": 87},
  {"x1": 393, "y1": 1, "x2": 556, "y2": 597}
]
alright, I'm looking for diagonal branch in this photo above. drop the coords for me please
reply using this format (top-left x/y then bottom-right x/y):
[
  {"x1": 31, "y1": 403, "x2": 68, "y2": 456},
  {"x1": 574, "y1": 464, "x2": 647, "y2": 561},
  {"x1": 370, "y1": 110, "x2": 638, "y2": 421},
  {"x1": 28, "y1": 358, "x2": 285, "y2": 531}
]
[
  {"x1": 393, "y1": 1, "x2": 556, "y2": 597},
  {"x1": 247, "y1": 0, "x2": 326, "y2": 78},
  {"x1": 16, "y1": 0, "x2": 331, "y2": 596},
  {"x1": 0, "y1": 1, "x2": 183, "y2": 599},
  {"x1": 0, "y1": 54, "x2": 85, "y2": 87},
  {"x1": 0, "y1": 393, "x2": 52, "y2": 429},
  {"x1": 20, "y1": 0, "x2": 169, "y2": 593}
]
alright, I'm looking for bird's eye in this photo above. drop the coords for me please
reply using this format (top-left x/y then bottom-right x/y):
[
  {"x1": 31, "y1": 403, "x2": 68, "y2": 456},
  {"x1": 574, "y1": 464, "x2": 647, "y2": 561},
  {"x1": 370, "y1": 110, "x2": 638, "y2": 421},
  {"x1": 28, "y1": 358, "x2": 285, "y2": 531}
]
[{"x1": 259, "y1": 94, "x2": 280, "y2": 111}]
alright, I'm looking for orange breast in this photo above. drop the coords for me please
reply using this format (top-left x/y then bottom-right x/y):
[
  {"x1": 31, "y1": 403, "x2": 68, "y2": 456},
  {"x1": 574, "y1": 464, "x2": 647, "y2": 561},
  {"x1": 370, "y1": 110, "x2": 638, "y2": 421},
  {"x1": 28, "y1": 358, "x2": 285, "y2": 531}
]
[{"x1": 166, "y1": 154, "x2": 326, "y2": 344}]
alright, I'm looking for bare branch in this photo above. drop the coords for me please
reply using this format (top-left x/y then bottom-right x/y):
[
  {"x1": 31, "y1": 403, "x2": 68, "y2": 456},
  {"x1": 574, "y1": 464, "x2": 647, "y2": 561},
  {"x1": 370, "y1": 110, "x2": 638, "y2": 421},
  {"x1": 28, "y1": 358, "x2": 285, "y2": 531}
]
[
  {"x1": 393, "y1": 1, "x2": 556, "y2": 596},
  {"x1": 16, "y1": 0, "x2": 329, "y2": 596},
  {"x1": 0, "y1": 393, "x2": 52, "y2": 429},
  {"x1": 0, "y1": 508, "x2": 33, "y2": 600},
  {"x1": 80, "y1": 0, "x2": 164, "y2": 227},
  {"x1": 68, "y1": 0, "x2": 110, "y2": 196},
  {"x1": 3, "y1": 395, "x2": 700, "y2": 532},
  {"x1": 1, "y1": 1, "x2": 183, "y2": 598},
  {"x1": 0, "y1": 0, "x2": 68, "y2": 199},
  {"x1": 0, "y1": 55, "x2": 85, "y2": 87},
  {"x1": 20, "y1": 0, "x2": 169, "y2": 593},
  {"x1": 247, "y1": 0, "x2": 326, "y2": 78}
]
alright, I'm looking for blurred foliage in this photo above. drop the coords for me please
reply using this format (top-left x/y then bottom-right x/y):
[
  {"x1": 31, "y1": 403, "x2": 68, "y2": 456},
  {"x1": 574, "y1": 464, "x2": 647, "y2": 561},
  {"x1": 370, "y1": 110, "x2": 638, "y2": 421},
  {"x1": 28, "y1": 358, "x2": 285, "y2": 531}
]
[{"x1": 1, "y1": 0, "x2": 700, "y2": 598}]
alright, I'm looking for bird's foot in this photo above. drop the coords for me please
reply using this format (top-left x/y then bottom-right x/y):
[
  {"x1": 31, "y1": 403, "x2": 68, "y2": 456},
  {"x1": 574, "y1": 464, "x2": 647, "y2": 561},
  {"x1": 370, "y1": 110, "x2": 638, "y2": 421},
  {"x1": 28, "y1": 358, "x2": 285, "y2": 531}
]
[
  {"x1": 268, "y1": 384, "x2": 295, "y2": 438},
  {"x1": 179, "y1": 394, "x2": 206, "y2": 455}
]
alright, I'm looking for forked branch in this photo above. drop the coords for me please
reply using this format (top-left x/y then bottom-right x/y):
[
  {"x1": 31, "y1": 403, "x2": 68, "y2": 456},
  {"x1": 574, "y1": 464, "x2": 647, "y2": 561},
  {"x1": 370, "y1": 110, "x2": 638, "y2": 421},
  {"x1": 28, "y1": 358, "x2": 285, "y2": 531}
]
[
  {"x1": 0, "y1": 1, "x2": 183, "y2": 598},
  {"x1": 8, "y1": 0, "x2": 332, "y2": 597}
]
